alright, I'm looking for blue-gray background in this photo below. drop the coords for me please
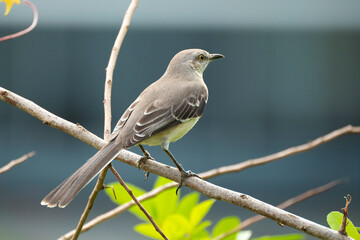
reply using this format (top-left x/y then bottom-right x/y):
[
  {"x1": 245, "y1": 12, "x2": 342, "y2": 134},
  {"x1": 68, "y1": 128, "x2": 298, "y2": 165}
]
[{"x1": 0, "y1": 1, "x2": 359, "y2": 239}]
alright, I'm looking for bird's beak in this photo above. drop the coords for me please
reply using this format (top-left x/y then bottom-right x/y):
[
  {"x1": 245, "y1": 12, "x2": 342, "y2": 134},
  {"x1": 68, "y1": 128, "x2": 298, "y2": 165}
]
[{"x1": 210, "y1": 53, "x2": 225, "y2": 60}]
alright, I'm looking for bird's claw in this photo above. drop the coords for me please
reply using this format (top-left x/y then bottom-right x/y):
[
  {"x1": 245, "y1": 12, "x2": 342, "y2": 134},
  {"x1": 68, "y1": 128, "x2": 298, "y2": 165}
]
[
  {"x1": 138, "y1": 150, "x2": 154, "y2": 169},
  {"x1": 176, "y1": 170, "x2": 201, "y2": 195},
  {"x1": 138, "y1": 150, "x2": 154, "y2": 181}
]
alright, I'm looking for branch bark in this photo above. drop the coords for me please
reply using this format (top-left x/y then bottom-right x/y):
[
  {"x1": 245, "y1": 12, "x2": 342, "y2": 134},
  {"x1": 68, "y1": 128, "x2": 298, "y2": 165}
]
[
  {"x1": 0, "y1": 151, "x2": 35, "y2": 174},
  {"x1": 1, "y1": 85, "x2": 358, "y2": 240},
  {"x1": 214, "y1": 179, "x2": 347, "y2": 240}
]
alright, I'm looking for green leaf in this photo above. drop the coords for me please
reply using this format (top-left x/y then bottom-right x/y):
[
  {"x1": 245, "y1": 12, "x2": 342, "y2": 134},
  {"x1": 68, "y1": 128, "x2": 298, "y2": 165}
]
[
  {"x1": 235, "y1": 230, "x2": 252, "y2": 240},
  {"x1": 134, "y1": 223, "x2": 163, "y2": 240},
  {"x1": 327, "y1": 211, "x2": 360, "y2": 240},
  {"x1": 189, "y1": 199, "x2": 215, "y2": 229},
  {"x1": 327, "y1": 211, "x2": 343, "y2": 231},
  {"x1": 104, "y1": 182, "x2": 154, "y2": 221},
  {"x1": 192, "y1": 222, "x2": 211, "y2": 240},
  {"x1": 252, "y1": 233, "x2": 304, "y2": 240},
  {"x1": 193, "y1": 220, "x2": 212, "y2": 237},
  {"x1": 212, "y1": 216, "x2": 241, "y2": 240},
  {"x1": 152, "y1": 177, "x2": 178, "y2": 223},
  {"x1": 176, "y1": 192, "x2": 200, "y2": 218},
  {"x1": 162, "y1": 214, "x2": 189, "y2": 239},
  {"x1": 357, "y1": 227, "x2": 360, "y2": 232}
]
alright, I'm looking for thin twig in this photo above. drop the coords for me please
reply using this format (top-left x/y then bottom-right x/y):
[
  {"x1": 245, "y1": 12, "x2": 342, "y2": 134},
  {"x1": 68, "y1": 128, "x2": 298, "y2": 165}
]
[
  {"x1": 200, "y1": 125, "x2": 360, "y2": 179},
  {"x1": 70, "y1": 1, "x2": 139, "y2": 239},
  {"x1": 103, "y1": 185, "x2": 117, "y2": 200},
  {"x1": 0, "y1": 1, "x2": 38, "y2": 41},
  {"x1": 214, "y1": 179, "x2": 348, "y2": 240},
  {"x1": 71, "y1": 170, "x2": 108, "y2": 240},
  {"x1": 339, "y1": 194, "x2": 351, "y2": 235},
  {"x1": 104, "y1": 0, "x2": 139, "y2": 138},
  {"x1": 109, "y1": 164, "x2": 169, "y2": 240},
  {"x1": 0, "y1": 151, "x2": 35, "y2": 174}
]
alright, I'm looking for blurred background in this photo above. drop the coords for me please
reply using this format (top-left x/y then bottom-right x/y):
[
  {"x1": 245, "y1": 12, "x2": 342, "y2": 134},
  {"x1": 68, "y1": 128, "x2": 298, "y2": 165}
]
[{"x1": 1, "y1": 0, "x2": 359, "y2": 239}]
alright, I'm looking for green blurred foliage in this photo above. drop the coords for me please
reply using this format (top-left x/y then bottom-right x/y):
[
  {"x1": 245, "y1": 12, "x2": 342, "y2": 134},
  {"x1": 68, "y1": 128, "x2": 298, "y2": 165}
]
[{"x1": 105, "y1": 176, "x2": 304, "y2": 240}]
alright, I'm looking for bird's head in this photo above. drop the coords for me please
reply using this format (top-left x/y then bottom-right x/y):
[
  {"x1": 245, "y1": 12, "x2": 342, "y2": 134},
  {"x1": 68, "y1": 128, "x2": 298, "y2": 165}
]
[{"x1": 166, "y1": 49, "x2": 224, "y2": 77}]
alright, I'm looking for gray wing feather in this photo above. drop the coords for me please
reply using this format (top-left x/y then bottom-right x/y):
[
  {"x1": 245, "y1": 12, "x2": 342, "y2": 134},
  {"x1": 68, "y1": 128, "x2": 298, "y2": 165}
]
[{"x1": 121, "y1": 93, "x2": 207, "y2": 149}]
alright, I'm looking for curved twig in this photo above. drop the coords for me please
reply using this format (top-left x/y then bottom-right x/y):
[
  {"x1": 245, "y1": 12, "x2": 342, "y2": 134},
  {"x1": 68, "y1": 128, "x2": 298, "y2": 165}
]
[{"x1": 0, "y1": 1, "x2": 38, "y2": 41}]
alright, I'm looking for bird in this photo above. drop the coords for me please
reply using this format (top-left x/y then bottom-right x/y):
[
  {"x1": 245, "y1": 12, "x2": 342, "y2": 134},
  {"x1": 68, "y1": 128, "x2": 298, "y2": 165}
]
[{"x1": 41, "y1": 49, "x2": 224, "y2": 208}]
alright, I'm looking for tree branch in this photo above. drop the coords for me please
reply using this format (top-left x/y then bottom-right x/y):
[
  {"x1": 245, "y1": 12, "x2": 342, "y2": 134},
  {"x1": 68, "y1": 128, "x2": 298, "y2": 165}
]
[
  {"x1": 58, "y1": 178, "x2": 348, "y2": 240},
  {"x1": 0, "y1": 87, "x2": 105, "y2": 150},
  {"x1": 214, "y1": 179, "x2": 348, "y2": 240},
  {"x1": 0, "y1": 151, "x2": 35, "y2": 174},
  {"x1": 1, "y1": 86, "x2": 358, "y2": 240}
]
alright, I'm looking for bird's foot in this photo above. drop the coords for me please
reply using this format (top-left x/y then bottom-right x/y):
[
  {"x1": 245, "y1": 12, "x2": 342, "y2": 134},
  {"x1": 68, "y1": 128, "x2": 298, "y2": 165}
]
[
  {"x1": 176, "y1": 170, "x2": 201, "y2": 195},
  {"x1": 138, "y1": 150, "x2": 154, "y2": 181}
]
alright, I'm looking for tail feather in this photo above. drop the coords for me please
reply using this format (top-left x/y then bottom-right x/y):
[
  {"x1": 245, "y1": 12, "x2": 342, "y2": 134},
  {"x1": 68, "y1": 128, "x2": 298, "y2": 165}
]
[{"x1": 41, "y1": 140, "x2": 122, "y2": 208}]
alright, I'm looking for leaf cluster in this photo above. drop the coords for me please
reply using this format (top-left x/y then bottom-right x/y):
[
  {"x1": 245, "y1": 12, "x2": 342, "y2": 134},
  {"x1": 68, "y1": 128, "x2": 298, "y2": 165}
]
[{"x1": 105, "y1": 177, "x2": 304, "y2": 240}]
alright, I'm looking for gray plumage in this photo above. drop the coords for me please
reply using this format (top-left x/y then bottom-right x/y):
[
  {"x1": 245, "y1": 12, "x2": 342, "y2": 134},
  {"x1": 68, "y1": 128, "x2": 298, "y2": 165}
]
[{"x1": 41, "y1": 49, "x2": 224, "y2": 208}]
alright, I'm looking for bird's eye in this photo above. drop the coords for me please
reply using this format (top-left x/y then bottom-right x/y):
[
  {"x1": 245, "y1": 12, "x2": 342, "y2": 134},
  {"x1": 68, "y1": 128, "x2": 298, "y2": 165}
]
[{"x1": 198, "y1": 54, "x2": 205, "y2": 61}]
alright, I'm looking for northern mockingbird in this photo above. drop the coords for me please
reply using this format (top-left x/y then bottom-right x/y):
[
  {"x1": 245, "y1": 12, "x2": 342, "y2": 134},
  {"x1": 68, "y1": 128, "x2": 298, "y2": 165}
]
[{"x1": 41, "y1": 49, "x2": 224, "y2": 208}]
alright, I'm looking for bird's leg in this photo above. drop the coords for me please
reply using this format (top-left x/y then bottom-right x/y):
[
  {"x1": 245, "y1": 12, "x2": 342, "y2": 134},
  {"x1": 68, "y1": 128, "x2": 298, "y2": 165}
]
[
  {"x1": 161, "y1": 145, "x2": 200, "y2": 194},
  {"x1": 138, "y1": 144, "x2": 154, "y2": 181}
]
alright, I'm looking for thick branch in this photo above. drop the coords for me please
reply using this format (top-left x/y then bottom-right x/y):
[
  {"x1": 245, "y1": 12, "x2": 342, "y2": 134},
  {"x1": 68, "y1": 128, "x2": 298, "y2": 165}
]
[
  {"x1": 0, "y1": 87, "x2": 105, "y2": 150},
  {"x1": 0, "y1": 151, "x2": 35, "y2": 174},
  {"x1": 1, "y1": 86, "x2": 358, "y2": 240},
  {"x1": 214, "y1": 179, "x2": 347, "y2": 240}
]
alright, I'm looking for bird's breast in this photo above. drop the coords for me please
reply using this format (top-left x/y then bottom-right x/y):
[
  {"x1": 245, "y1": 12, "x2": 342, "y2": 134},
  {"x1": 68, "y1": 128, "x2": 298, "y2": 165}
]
[{"x1": 139, "y1": 117, "x2": 200, "y2": 146}]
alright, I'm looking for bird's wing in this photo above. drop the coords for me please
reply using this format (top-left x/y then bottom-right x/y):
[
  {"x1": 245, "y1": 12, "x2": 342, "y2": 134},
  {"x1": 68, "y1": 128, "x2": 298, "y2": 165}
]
[
  {"x1": 110, "y1": 98, "x2": 140, "y2": 141},
  {"x1": 118, "y1": 92, "x2": 208, "y2": 149}
]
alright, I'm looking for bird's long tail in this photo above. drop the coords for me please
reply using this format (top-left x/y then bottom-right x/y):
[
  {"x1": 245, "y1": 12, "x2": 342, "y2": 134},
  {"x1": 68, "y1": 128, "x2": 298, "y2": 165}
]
[{"x1": 41, "y1": 139, "x2": 122, "y2": 208}]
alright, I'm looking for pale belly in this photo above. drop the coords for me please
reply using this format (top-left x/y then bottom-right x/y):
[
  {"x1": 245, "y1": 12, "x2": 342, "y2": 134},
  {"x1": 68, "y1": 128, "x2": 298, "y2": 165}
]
[{"x1": 139, "y1": 118, "x2": 200, "y2": 146}]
